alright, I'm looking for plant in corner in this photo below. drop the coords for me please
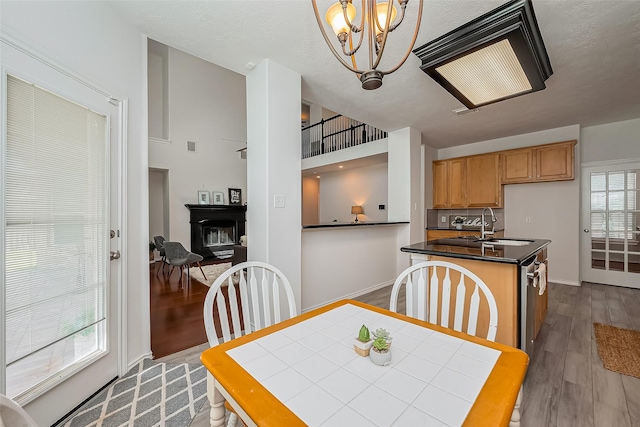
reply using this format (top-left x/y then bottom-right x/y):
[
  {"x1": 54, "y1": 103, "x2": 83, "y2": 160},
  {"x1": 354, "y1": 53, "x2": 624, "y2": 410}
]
[
  {"x1": 369, "y1": 333, "x2": 392, "y2": 366},
  {"x1": 354, "y1": 325, "x2": 373, "y2": 357},
  {"x1": 149, "y1": 241, "x2": 156, "y2": 261}
]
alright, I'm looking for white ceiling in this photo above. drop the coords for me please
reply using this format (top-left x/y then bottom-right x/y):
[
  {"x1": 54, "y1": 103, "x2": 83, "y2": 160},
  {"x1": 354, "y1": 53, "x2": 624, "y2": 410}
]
[{"x1": 108, "y1": 0, "x2": 640, "y2": 149}]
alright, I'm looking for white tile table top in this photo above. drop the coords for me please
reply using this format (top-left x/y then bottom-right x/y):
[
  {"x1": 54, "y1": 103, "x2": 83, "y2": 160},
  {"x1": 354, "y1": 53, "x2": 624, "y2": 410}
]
[{"x1": 225, "y1": 303, "x2": 502, "y2": 427}]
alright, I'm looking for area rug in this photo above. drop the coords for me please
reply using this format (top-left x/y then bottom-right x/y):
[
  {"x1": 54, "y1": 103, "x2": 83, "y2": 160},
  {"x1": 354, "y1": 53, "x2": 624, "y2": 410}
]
[
  {"x1": 188, "y1": 263, "x2": 239, "y2": 287},
  {"x1": 63, "y1": 359, "x2": 206, "y2": 427},
  {"x1": 593, "y1": 323, "x2": 640, "y2": 379}
]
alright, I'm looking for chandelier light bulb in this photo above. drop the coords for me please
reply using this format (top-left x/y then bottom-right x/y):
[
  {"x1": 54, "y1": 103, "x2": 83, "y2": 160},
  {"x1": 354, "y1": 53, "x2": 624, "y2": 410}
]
[
  {"x1": 326, "y1": 2, "x2": 357, "y2": 36},
  {"x1": 374, "y1": 2, "x2": 397, "y2": 35}
]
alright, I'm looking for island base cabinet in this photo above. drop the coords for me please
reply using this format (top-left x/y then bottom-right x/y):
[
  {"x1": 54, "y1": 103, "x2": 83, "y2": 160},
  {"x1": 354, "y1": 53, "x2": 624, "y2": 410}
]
[{"x1": 409, "y1": 254, "x2": 518, "y2": 348}]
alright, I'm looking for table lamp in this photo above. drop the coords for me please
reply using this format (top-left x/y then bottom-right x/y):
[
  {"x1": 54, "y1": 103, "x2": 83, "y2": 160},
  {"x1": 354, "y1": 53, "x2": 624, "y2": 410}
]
[{"x1": 351, "y1": 205, "x2": 364, "y2": 223}]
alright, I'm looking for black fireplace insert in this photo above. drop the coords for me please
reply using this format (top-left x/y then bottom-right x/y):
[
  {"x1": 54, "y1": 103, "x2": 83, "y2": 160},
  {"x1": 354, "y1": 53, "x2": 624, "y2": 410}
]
[{"x1": 185, "y1": 204, "x2": 246, "y2": 259}]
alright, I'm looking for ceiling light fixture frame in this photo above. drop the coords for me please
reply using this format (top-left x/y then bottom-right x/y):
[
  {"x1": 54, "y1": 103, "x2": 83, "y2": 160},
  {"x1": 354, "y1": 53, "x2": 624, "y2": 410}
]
[
  {"x1": 413, "y1": 0, "x2": 552, "y2": 109},
  {"x1": 312, "y1": 0, "x2": 424, "y2": 90}
]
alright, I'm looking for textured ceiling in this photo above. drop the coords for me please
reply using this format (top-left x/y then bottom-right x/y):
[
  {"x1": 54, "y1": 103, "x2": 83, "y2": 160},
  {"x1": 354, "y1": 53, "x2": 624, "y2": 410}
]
[{"x1": 108, "y1": 0, "x2": 640, "y2": 149}]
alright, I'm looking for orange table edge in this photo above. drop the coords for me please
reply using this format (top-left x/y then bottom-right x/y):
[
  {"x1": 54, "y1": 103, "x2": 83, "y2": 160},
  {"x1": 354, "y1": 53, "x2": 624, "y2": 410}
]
[{"x1": 200, "y1": 299, "x2": 529, "y2": 427}]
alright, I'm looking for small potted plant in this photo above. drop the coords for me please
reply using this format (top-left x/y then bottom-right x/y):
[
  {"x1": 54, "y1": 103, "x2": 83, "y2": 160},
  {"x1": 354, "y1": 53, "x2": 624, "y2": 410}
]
[
  {"x1": 371, "y1": 328, "x2": 392, "y2": 348},
  {"x1": 452, "y1": 216, "x2": 465, "y2": 230},
  {"x1": 354, "y1": 325, "x2": 373, "y2": 357},
  {"x1": 369, "y1": 334, "x2": 392, "y2": 366}
]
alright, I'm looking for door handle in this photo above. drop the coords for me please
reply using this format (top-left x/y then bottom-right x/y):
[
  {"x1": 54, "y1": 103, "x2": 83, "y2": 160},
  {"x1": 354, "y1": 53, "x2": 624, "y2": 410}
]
[
  {"x1": 110, "y1": 250, "x2": 121, "y2": 260},
  {"x1": 583, "y1": 229, "x2": 590, "y2": 233}
]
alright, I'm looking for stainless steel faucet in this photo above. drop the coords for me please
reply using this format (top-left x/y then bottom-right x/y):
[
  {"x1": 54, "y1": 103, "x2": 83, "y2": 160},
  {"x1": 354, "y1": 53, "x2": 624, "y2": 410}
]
[{"x1": 480, "y1": 207, "x2": 497, "y2": 240}]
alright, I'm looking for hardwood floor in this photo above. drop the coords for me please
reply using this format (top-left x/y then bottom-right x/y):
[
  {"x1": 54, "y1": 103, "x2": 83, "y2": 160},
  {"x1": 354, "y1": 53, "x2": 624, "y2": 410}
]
[
  {"x1": 155, "y1": 279, "x2": 640, "y2": 427},
  {"x1": 150, "y1": 261, "x2": 211, "y2": 358}
]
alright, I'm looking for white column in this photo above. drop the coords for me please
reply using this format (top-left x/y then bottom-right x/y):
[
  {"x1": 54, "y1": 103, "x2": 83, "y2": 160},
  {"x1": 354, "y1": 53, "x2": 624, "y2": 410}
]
[
  {"x1": 388, "y1": 127, "x2": 423, "y2": 273},
  {"x1": 246, "y1": 59, "x2": 302, "y2": 311}
]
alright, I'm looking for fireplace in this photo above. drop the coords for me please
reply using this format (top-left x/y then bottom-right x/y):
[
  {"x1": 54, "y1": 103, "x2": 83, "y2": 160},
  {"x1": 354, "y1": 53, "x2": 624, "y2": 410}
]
[{"x1": 185, "y1": 204, "x2": 246, "y2": 259}]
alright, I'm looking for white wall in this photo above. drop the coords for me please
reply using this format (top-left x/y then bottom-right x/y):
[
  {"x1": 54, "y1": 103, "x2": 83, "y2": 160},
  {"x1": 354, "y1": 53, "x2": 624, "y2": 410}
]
[
  {"x1": 581, "y1": 118, "x2": 640, "y2": 163},
  {"x1": 302, "y1": 176, "x2": 319, "y2": 225},
  {"x1": 0, "y1": 1, "x2": 148, "y2": 424},
  {"x1": 301, "y1": 226, "x2": 402, "y2": 310},
  {"x1": 318, "y1": 163, "x2": 388, "y2": 223},
  {"x1": 148, "y1": 45, "x2": 247, "y2": 248},
  {"x1": 439, "y1": 125, "x2": 581, "y2": 286}
]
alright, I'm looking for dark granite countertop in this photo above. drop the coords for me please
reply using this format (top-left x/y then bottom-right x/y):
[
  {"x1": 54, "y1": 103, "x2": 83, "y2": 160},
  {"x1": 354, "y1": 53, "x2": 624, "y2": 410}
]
[
  {"x1": 303, "y1": 221, "x2": 409, "y2": 229},
  {"x1": 401, "y1": 236, "x2": 550, "y2": 264}
]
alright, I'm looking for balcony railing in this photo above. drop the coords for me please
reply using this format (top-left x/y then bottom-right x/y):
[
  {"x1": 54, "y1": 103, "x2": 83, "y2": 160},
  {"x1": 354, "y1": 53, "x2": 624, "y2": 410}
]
[{"x1": 301, "y1": 114, "x2": 387, "y2": 159}]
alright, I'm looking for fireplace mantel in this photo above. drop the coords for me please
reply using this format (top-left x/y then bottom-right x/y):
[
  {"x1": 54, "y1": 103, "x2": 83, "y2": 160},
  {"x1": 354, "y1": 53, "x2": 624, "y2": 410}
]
[{"x1": 185, "y1": 204, "x2": 246, "y2": 258}]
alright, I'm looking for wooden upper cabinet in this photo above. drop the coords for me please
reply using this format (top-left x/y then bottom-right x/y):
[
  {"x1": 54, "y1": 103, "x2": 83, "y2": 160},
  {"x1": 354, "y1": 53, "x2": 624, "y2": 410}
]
[
  {"x1": 433, "y1": 159, "x2": 466, "y2": 208},
  {"x1": 432, "y1": 140, "x2": 575, "y2": 208},
  {"x1": 433, "y1": 161, "x2": 449, "y2": 208},
  {"x1": 534, "y1": 141, "x2": 575, "y2": 181},
  {"x1": 466, "y1": 153, "x2": 502, "y2": 207},
  {"x1": 502, "y1": 148, "x2": 534, "y2": 184},
  {"x1": 448, "y1": 158, "x2": 467, "y2": 208},
  {"x1": 501, "y1": 140, "x2": 576, "y2": 184}
]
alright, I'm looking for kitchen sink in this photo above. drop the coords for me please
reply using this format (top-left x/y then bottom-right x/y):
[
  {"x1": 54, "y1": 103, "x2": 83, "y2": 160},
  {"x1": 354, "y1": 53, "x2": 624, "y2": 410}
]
[{"x1": 480, "y1": 238, "x2": 534, "y2": 246}]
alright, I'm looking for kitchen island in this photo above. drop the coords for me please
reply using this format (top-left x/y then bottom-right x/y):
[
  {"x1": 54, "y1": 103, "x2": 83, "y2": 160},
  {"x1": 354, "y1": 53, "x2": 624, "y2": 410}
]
[{"x1": 400, "y1": 237, "x2": 550, "y2": 354}]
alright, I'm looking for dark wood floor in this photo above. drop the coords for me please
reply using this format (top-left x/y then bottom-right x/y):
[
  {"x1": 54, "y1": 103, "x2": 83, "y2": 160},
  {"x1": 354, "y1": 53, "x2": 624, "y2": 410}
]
[{"x1": 150, "y1": 261, "x2": 211, "y2": 358}]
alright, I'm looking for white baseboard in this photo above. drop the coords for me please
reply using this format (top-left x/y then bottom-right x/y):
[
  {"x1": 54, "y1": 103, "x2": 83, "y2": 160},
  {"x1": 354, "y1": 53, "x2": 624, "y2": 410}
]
[
  {"x1": 127, "y1": 352, "x2": 153, "y2": 372},
  {"x1": 302, "y1": 280, "x2": 395, "y2": 313},
  {"x1": 549, "y1": 278, "x2": 580, "y2": 287}
]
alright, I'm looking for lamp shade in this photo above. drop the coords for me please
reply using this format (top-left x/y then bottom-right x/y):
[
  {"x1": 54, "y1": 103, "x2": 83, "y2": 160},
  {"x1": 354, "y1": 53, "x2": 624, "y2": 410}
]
[{"x1": 351, "y1": 206, "x2": 364, "y2": 215}]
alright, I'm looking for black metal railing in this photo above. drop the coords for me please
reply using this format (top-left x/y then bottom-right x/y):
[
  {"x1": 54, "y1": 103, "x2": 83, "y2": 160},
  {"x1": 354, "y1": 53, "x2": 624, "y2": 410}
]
[{"x1": 301, "y1": 114, "x2": 387, "y2": 159}]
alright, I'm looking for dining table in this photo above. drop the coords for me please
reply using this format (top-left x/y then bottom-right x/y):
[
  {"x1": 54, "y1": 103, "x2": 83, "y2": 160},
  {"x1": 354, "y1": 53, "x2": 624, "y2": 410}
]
[{"x1": 200, "y1": 299, "x2": 528, "y2": 427}]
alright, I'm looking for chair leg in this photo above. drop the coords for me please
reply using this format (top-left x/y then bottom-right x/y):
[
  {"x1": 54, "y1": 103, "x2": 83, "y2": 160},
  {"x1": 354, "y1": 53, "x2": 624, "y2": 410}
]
[
  {"x1": 198, "y1": 262, "x2": 207, "y2": 280},
  {"x1": 169, "y1": 266, "x2": 175, "y2": 277},
  {"x1": 179, "y1": 265, "x2": 184, "y2": 289},
  {"x1": 187, "y1": 265, "x2": 191, "y2": 288}
]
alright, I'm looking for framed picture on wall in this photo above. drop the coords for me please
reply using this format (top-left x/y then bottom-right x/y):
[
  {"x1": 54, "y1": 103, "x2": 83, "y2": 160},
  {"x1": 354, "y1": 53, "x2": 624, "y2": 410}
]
[
  {"x1": 212, "y1": 191, "x2": 224, "y2": 205},
  {"x1": 228, "y1": 188, "x2": 242, "y2": 205},
  {"x1": 198, "y1": 190, "x2": 210, "y2": 205}
]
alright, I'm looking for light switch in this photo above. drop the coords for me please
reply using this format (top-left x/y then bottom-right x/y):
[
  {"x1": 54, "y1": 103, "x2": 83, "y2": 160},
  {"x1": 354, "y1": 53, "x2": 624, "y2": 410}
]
[{"x1": 274, "y1": 195, "x2": 285, "y2": 208}]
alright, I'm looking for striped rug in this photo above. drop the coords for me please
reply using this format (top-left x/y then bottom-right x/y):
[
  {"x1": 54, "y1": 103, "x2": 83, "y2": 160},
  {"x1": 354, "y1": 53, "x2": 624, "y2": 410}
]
[{"x1": 63, "y1": 359, "x2": 206, "y2": 427}]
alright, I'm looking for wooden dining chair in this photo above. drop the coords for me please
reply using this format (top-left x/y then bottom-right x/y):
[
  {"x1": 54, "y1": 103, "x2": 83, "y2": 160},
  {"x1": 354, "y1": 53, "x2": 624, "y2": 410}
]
[
  {"x1": 203, "y1": 261, "x2": 297, "y2": 427},
  {"x1": 389, "y1": 260, "x2": 499, "y2": 341}
]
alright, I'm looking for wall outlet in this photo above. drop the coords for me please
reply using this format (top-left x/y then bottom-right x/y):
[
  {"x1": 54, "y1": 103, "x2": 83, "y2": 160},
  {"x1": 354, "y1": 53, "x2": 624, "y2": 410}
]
[
  {"x1": 525, "y1": 216, "x2": 531, "y2": 223},
  {"x1": 441, "y1": 216, "x2": 447, "y2": 223},
  {"x1": 274, "y1": 194, "x2": 285, "y2": 208},
  {"x1": 378, "y1": 204, "x2": 385, "y2": 210}
]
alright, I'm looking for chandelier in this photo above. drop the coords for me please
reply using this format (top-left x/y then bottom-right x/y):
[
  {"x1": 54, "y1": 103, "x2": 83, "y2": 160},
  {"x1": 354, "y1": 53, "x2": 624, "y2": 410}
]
[{"x1": 312, "y1": 0, "x2": 423, "y2": 90}]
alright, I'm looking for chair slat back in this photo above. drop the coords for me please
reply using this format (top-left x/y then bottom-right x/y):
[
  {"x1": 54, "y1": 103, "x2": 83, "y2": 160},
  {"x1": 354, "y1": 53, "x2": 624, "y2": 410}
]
[
  {"x1": 389, "y1": 260, "x2": 498, "y2": 341},
  {"x1": 204, "y1": 261, "x2": 297, "y2": 347}
]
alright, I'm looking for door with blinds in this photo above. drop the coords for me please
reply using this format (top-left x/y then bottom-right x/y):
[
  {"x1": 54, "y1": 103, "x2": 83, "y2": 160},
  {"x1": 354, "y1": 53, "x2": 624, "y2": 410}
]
[
  {"x1": 1, "y1": 40, "x2": 123, "y2": 423},
  {"x1": 581, "y1": 161, "x2": 640, "y2": 289}
]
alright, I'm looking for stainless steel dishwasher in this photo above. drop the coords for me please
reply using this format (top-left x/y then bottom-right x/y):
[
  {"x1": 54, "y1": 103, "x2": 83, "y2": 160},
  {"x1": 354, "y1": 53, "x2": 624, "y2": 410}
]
[{"x1": 520, "y1": 255, "x2": 540, "y2": 358}]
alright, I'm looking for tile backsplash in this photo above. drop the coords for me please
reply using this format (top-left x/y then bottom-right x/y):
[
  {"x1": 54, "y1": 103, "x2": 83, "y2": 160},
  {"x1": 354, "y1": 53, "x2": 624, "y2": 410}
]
[{"x1": 427, "y1": 208, "x2": 504, "y2": 230}]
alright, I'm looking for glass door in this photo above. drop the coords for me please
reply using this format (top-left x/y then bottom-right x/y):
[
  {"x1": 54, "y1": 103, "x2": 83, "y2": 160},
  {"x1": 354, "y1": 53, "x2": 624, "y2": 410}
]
[
  {"x1": 2, "y1": 39, "x2": 123, "y2": 425},
  {"x1": 581, "y1": 163, "x2": 640, "y2": 288}
]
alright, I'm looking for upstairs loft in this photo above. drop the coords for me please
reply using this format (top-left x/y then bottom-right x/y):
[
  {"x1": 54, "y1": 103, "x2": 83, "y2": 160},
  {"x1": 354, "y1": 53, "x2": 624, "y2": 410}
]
[{"x1": 301, "y1": 114, "x2": 387, "y2": 160}]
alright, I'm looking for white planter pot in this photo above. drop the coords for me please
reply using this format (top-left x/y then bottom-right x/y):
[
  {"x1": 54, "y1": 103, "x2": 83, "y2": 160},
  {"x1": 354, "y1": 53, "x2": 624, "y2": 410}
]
[
  {"x1": 353, "y1": 338, "x2": 373, "y2": 357},
  {"x1": 369, "y1": 348, "x2": 392, "y2": 366}
]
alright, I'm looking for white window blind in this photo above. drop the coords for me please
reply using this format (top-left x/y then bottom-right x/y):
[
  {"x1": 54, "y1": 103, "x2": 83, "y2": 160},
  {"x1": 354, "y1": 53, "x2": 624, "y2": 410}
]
[{"x1": 5, "y1": 75, "x2": 108, "y2": 398}]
